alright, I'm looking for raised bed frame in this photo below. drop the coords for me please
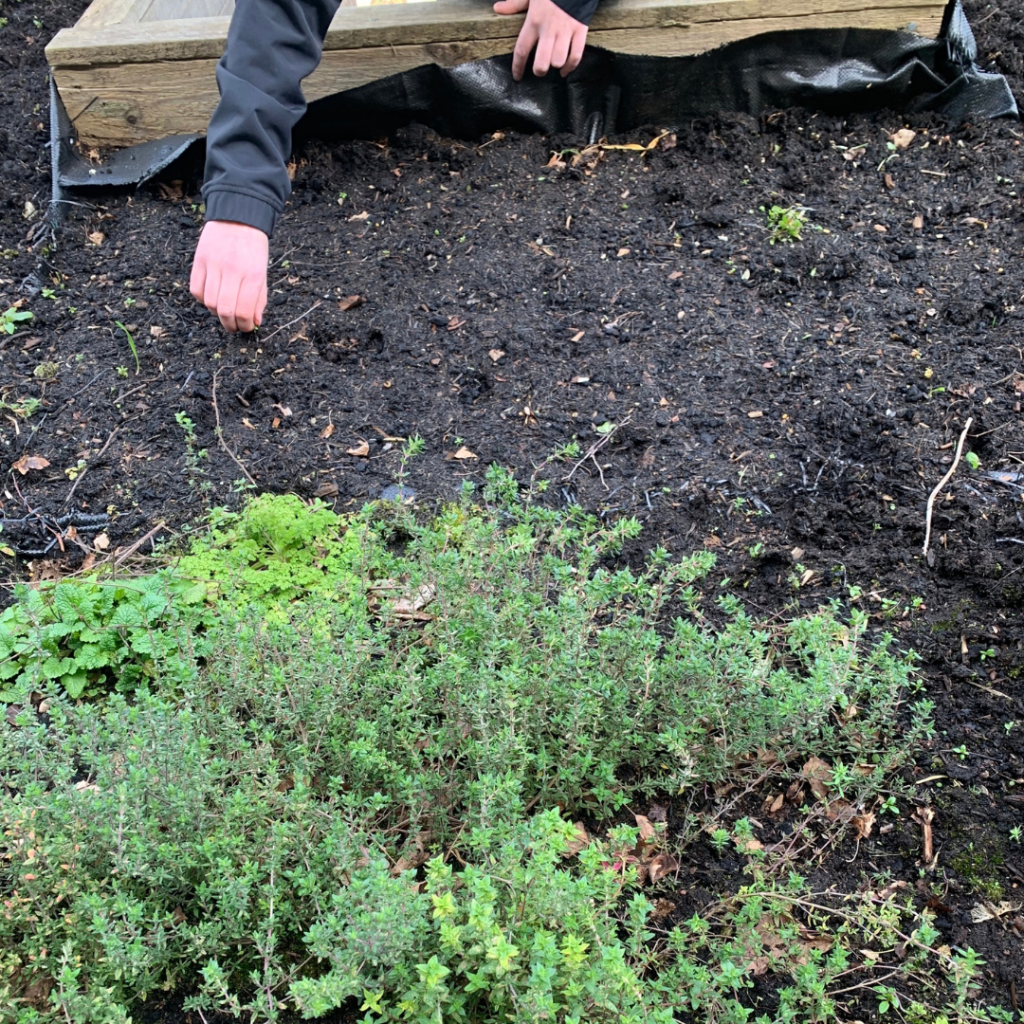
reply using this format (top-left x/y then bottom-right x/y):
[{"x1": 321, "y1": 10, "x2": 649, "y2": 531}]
[{"x1": 47, "y1": 0, "x2": 946, "y2": 148}]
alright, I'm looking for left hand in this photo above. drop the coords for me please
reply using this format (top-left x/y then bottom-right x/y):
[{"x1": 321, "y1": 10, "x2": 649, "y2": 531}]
[{"x1": 493, "y1": 0, "x2": 589, "y2": 81}]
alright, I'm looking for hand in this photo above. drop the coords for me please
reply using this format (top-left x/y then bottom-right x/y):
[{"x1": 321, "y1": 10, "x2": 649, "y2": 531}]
[
  {"x1": 190, "y1": 220, "x2": 269, "y2": 334},
  {"x1": 493, "y1": 0, "x2": 588, "y2": 81}
]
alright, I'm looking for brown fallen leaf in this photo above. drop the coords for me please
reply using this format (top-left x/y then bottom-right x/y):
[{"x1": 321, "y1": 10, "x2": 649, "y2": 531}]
[
  {"x1": 616, "y1": 247, "x2": 631, "y2": 258},
  {"x1": 767, "y1": 792, "x2": 785, "y2": 814},
  {"x1": 891, "y1": 128, "x2": 916, "y2": 149},
  {"x1": 92, "y1": 532, "x2": 110, "y2": 552},
  {"x1": 338, "y1": 295, "x2": 364, "y2": 311},
  {"x1": 150, "y1": 325, "x2": 167, "y2": 339},
  {"x1": 646, "y1": 852, "x2": 679, "y2": 884},
  {"x1": 634, "y1": 814, "x2": 656, "y2": 842},
  {"x1": 348, "y1": 211, "x2": 370, "y2": 222},
  {"x1": 449, "y1": 447, "x2": 478, "y2": 461},
  {"x1": 391, "y1": 830, "x2": 433, "y2": 875},
  {"x1": 561, "y1": 822, "x2": 591, "y2": 857},
  {"x1": 488, "y1": 349, "x2": 505, "y2": 362},
  {"x1": 736, "y1": 837, "x2": 764, "y2": 855},
  {"x1": 545, "y1": 152, "x2": 567, "y2": 170},
  {"x1": 13, "y1": 455, "x2": 50, "y2": 475},
  {"x1": 852, "y1": 810, "x2": 876, "y2": 839},
  {"x1": 87, "y1": 231, "x2": 105, "y2": 246},
  {"x1": 314, "y1": 482, "x2": 339, "y2": 498},
  {"x1": 319, "y1": 422, "x2": 335, "y2": 439},
  {"x1": 347, "y1": 441, "x2": 370, "y2": 457},
  {"x1": 801, "y1": 756, "x2": 833, "y2": 802},
  {"x1": 647, "y1": 803, "x2": 668, "y2": 823}
]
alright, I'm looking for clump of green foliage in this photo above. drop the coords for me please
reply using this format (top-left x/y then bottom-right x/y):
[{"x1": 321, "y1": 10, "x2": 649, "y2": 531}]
[
  {"x1": 1, "y1": 306, "x2": 32, "y2": 335},
  {"x1": 0, "y1": 494, "x2": 360, "y2": 701},
  {"x1": 0, "y1": 472, "x2": 989, "y2": 1023},
  {"x1": 764, "y1": 204, "x2": 809, "y2": 243}
]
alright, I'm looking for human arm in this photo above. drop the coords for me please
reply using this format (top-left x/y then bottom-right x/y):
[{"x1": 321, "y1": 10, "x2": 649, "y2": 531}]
[
  {"x1": 192, "y1": 0, "x2": 340, "y2": 332},
  {"x1": 493, "y1": 0, "x2": 597, "y2": 80}
]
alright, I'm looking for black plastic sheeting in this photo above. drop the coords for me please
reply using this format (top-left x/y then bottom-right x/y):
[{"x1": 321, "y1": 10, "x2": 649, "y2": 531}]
[{"x1": 54, "y1": 0, "x2": 1016, "y2": 191}]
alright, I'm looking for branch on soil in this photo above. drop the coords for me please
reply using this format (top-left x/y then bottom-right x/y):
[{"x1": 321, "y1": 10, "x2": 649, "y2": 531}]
[
  {"x1": 922, "y1": 417, "x2": 973, "y2": 559},
  {"x1": 212, "y1": 371, "x2": 257, "y2": 488}
]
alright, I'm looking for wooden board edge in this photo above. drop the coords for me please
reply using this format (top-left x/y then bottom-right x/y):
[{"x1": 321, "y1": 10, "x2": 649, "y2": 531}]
[
  {"x1": 73, "y1": 0, "x2": 154, "y2": 28},
  {"x1": 57, "y1": 6, "x2": 944, "y2": 147},
  {"x1": 48, "y1": 0, "x2": 943, "y2": 66}
]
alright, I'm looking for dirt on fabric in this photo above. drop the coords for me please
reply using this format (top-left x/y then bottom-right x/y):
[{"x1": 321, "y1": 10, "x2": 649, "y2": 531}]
[{"x1": 2, "y1": 0, "x2": 1024, "y2": 1015}]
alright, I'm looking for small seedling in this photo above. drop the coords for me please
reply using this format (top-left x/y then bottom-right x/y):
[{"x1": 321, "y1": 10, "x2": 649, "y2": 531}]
[
  {"x1": 1004, "y1": 721, "x2": 1017, "y2": 736},
  {"x1": 979, "y1": 647, "x2": 995, "y2": 662},
  {"x1": 952, "y1": 744, "x2": 969, "y2": 761},
  {"x1": 879, "y1": 795, "x2": 899, "y2": 816},
  {"x1": 116, "y1": 321, "x2": 140, "y2": 374},
  {"x1": 1, "y1": 306, "x2": 33, "y2": 335},
  {"x1": 1011, "y1": 826, "x2": 1022, "y2": 844},
  {"x1": 965, "y1": 451, "x2": 981, "y2": 470},
  {"x1": 763, "y1": 205, "x2": 808, "y2": 244}
]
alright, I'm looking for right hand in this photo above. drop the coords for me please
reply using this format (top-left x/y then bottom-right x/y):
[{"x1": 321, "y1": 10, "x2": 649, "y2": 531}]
[{"x1": 190, "y1": 220, "x2": 269, "y2": 334}]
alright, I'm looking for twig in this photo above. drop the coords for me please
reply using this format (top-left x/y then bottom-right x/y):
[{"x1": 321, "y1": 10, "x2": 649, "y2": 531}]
[
  {"x1": 212, "y1": 371, "x2": 257, "y2": 487},
  {"x1": 922, "y1": 417, "x2": 973, "y2": 557},
  {"x1": 113, "y1": 520, "x2": 167, "y2": 568},
  {"x1": 64, "y1": 426, "x2": 120, "y2": 506},
  {"x1": 259, "y1": 299, "x2": 323, "y2": 342},
  {"x1": 565, "y1": 413, "x2": 633, "y2": 487}
]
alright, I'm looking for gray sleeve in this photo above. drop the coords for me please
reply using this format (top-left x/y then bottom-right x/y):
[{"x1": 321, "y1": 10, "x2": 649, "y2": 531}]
[{"x1": 201, "y1": 0, "x2": 341, "y2": 236}]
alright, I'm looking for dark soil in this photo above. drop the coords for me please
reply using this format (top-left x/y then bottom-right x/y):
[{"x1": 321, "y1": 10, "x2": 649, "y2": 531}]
[{"x1": 2, "y1": 0, "x2": 1024, "y2": 1016}]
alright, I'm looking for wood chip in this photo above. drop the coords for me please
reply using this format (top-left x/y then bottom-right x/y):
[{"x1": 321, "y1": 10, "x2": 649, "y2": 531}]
[{"x1": 338, "y1": 295, "x2": 364, "y2": 311}]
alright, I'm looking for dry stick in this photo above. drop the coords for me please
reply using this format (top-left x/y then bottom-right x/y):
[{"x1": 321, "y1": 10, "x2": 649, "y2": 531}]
[
  {"x1": 259, "y1": 299, "x2": 323, "y2": 343},
  {"x1": 64, "y1": 425, "x2": 120, "y2": 506},
  {"x1": 922, "y1": 417, "x2": 973, "y2": 558},
  {"x1": 211, "y1": 371, "x2": 257, "y2": 487},
  {"x1": 112, "y1": 520, "x2": 167, "y2": 568}
]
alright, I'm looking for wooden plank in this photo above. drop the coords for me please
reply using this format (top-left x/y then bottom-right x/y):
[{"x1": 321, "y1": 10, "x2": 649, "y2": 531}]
[
  {"x1": 48, "y1": 0, "x2": 941, "y2": 67},
  {"x1": 54, "y1": 6, "x2": 943, "y2": 146},
  {"x1": 141, "y1": 0, "x2": 233, "y2": 19},
  {"x1": 73, "y1": 0, "x2": 152, "y2": 28}
]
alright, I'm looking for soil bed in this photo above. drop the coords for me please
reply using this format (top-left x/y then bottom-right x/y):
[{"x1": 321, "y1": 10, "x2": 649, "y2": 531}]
[{"x1": 2, "y1": 0, "x2": 1024, "y2": 1015}]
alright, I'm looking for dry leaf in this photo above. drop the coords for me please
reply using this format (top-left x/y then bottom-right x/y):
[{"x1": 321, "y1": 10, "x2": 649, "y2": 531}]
[
  {"x1": 391, "y1": 831, "x2": 433, "y2": 875},
  {"x1": 242, "y1": 417, "x2": 256, "y2": 430},
  {"x1": 13, "y1": 455, "x2": 50, "y2": 475},
  {"x1": 92, "y1": 532, "x2": 110, "y2": 551},
  {"x1": 319, "y1": 422, "x2": 335, "y2": 439},
  {"x1": 348, "y1": 211, "x2": 370, "y2": 222},
  {"x1": 648, "y1": 803, "x2": 668, "y2": 823},
  {"x1": 736, "y1": 837, "x2": 764, "y2": 854},
  {"x1": 338, "y1": 295, "x2": 364, "y2": 311},
  {"x1": 616, "y1": 247, "x2": 631, "y2": 257},
  {"x1": 87, "y1": 231, "x2": 105, "y2": 246},
  {"x1": 347, "y1": 441, "x2": 370, "y2": 457},
  {"x1": 488, "y1": 349, "x2": 505, "y2": 362},
  {"x1": 451, "y1": 447, "x2": 478, "y2": 460},
  {"x1": 561, "y1": 822, "x2": 591, "y2": 857},
  {"x1": 273, "y1": 404, "x2": 293, "y2": 418},
  {"x1": 892, "y1": 128, "x2": 916, "y2": 149},
  {"x1": 634, "y1": 814, "x2": 656, "y2": 842},
  {"x1": 647, "y1": 852, "x2": 679, "y2": 884},
  {"x1": 884, "y1": 172, "x2": 895, "y2": 189},
  {"x1": 150, "y1": 325, "x2": 166, "y2": 339},
  {"x1": 545, "y1": 152, "x2": 567, "y2": 170},
  {"x1": 767, "y1": 792, "x2": 785, "y2": 814},
  {"x1": 314, "y1": 482, "x2": 339, "y2": 498},
  {"x1": 852, "y1": 810, "x2": 876, "y2": 839},
  {"x1": 801, "y1": 756, "x2": 832, "y2": 801}
]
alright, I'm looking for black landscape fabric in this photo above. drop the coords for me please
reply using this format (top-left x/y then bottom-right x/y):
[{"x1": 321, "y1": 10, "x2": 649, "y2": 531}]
[{"x1": 56, "y1": 0, "x2": 1017, "y2": 189}]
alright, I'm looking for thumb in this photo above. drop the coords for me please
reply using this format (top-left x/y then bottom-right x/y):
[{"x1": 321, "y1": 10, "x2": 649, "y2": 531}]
[{"x1": 494, "y1": 0, "x2": 529, "y2": 12}]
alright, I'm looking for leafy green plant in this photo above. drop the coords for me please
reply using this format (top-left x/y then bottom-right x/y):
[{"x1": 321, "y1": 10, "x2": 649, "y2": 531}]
[
  {"x1": 764, "y1": 205, "x2": 809, "y2": 243},
  {"x1": 0, "y1": 477, "x2": 951, "y2": 1022},
  {"x1": 1, "y1": 306, "x2": 32, "y2": 334}
]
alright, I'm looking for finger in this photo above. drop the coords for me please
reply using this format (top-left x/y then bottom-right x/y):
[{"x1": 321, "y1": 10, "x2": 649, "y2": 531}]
[
  {"x1": 512, "y1": 21, "x2": 538, "y2": 81},
  {"x1": 235, "y1": 276, "x2": 263, "y2": 334},
  {"x1": 216, "y1": 274, "x2": 243, "y2": 334},
  {"x1": 189, "y1": 254, "x2": 207, "y2": 305},
  {"x1": 532, "y1": 32, "x2": 554, "y2": 77},
  {"x1": 562, "y1": 26, "x2": 587, "y2": 76},
  {"x1": 203, "y1": 265, "x2": 223, "y2": 318},
  {"x1": 549, "y1": 29, "x2": 571, "y2": 73},
  {"x1": 255, "y1": 279, "x2": 268, "y2": 329},
  {"x1": 493, "y1": 0, "x2": 528, "y2": 11}
]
